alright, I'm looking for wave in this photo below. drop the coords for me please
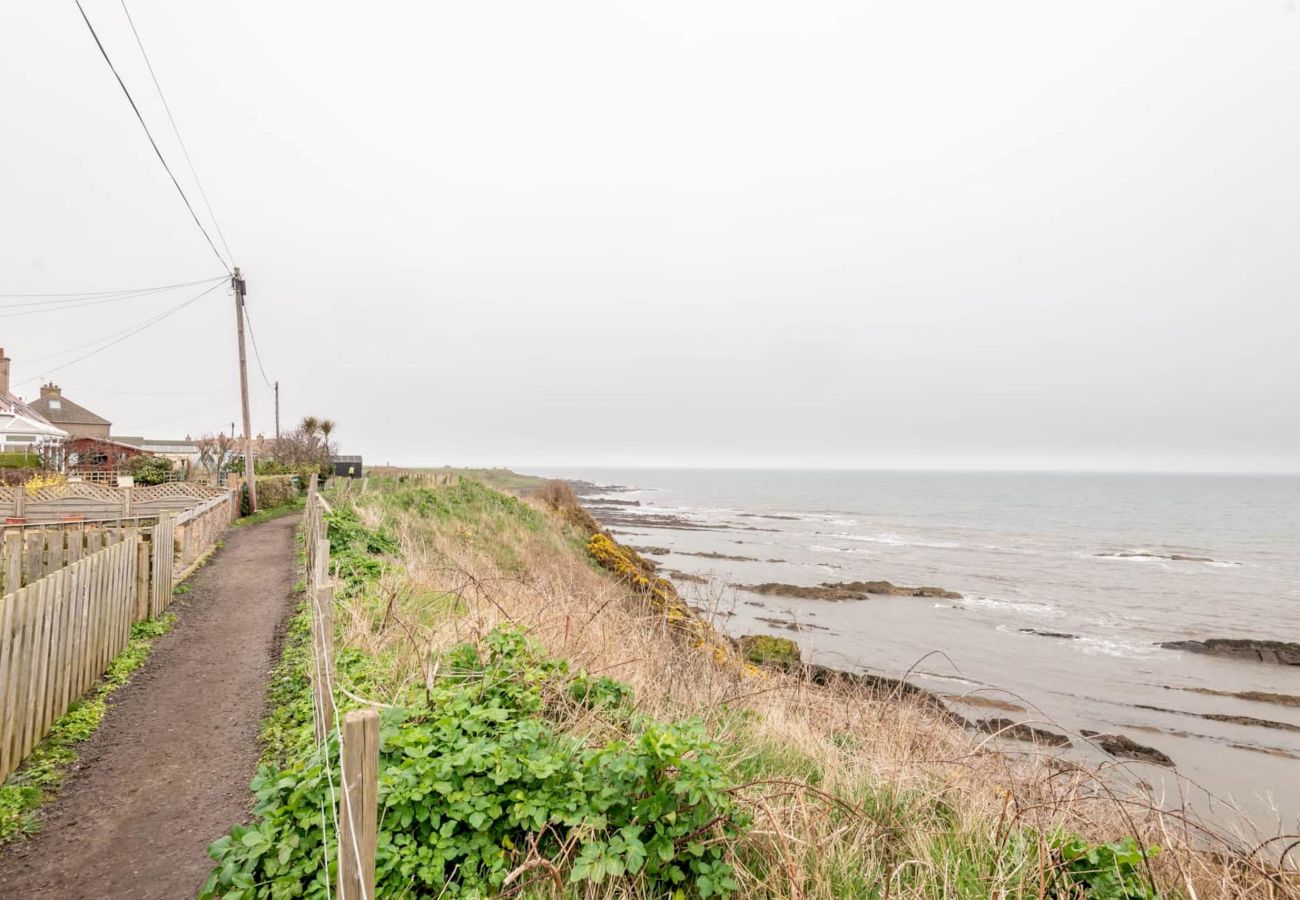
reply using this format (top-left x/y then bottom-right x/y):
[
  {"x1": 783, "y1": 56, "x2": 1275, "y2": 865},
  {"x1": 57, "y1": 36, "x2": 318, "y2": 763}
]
[
  {"x1": 963, "y1": 595, "x2": 1055, "y2": 616},
  {"x1": 828, "y1": 531, "x2": 963, "y2": 550}
]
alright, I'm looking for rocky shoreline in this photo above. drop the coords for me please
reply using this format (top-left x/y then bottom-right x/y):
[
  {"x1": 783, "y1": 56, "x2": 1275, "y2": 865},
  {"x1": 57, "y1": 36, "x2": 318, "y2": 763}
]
[
  {"x1": 734, "y1": 580, "x2": 962, "y2": 601},
  {"x1": 563, "y1": 481, "x2": 1300, "y2": 784}
]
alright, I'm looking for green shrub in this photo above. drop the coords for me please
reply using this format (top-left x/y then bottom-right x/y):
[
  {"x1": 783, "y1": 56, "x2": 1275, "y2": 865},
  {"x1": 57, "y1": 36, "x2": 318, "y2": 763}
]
[
  {"x1": 0, "y1": 452, "x2": 43, "y2": 469},
  {"x1": 1052, "y1": 834, "x2": 1160, "y2": 899},
  {"x1": 202, "y1": 627, "x2": 748, "y2": 899},
  {"x1": 738, "y1": 634, "x2": 801, "y2": 670},
  {"x1": 128, "y1": 454, "x2": 174, "y2": 485}
]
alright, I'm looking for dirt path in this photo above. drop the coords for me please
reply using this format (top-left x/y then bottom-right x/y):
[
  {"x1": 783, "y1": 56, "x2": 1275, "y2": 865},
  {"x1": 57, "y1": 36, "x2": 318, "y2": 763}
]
[{"x1": 0, "y1": 514, "x2": 299, "y2": 899}]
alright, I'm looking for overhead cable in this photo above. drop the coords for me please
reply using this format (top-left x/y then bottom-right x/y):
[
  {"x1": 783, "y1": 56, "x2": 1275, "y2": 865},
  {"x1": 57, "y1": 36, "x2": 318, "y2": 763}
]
[
  {"x1": 73, "y1": 0, "x2": 231, "y2": 272},
  {"x1": 11, "y1": 280, "x2": 224, "y2": 390},
  {"x1": 118, "y1": 0, "x2": 235, "y2": 264}
]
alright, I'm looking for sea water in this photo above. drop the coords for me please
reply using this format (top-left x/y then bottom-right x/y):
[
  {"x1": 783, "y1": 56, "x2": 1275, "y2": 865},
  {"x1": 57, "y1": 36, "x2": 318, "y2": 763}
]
[{"x1": 533, "y1": 468, "x2": 1300, "y2": 835}]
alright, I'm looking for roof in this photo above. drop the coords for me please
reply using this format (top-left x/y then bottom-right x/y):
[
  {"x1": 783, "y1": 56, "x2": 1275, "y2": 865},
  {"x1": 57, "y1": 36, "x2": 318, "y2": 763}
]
[
  {"x1": 29, "y1": 392, "x2": 110, "y2": 427},
  {"x1": 68, "y1": 436, "x2": 149, "y2": 453},
  {"x1": 113, "y1": 436, "x2": 200, "y2": 453},
  {"x1": 0, "y1": 391, "x2": 70, "y2": 439}
]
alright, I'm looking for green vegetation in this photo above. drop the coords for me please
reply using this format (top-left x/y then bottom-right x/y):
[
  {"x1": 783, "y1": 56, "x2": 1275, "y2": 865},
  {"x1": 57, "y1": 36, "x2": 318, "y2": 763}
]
[
  {"x1": 128, "y1": 454, "x2": 175, "y2": 485},
  {"x1": 377, "y1": 466, "x2": 549, "y2": 494},
  {"x1": 204, "y1": 628, "x2": 746, "y2": 899},
  {"x1": 737, "y1": 634, "x2": 801, "y2": 670},
  {"x1": 0, "y1": 452, "x2": 43, "y2": 469},
  {"x1": 233, "y1": 496, "x2": 305, "y2": 529},
  {"x1": 1053, "y1": 835, "x2": 1161, "y2": 900},
  {"x1": 206, "y1": 479, "x2": 1283, "y2": 899},
  {"x1": 0, "y1": 614, "x2": 176, "y2": 844}
]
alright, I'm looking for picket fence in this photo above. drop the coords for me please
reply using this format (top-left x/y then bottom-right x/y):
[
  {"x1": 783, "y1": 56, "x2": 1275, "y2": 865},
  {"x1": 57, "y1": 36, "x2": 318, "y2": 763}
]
[{"x1": 0, "y1": 489, "x2": 235, "y2": 783}]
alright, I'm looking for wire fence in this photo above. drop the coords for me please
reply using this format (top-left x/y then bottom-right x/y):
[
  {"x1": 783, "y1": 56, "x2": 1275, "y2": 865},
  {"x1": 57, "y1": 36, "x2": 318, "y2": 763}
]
[{"x1": 305, "y1": 475, "x2": 378, "y2": 900}]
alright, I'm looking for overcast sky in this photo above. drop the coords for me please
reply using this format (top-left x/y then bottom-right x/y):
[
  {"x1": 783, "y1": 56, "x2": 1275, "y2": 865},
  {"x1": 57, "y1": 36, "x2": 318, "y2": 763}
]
[{"x1": 2, "y1": 1, "x2": 1297, "y2": 472}]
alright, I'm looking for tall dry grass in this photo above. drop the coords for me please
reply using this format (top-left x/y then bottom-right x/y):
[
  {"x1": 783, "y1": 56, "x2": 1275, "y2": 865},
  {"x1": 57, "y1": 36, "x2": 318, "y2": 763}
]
[{"x1": 333, "y1": 480, "x2": 1299, "y2": 899}]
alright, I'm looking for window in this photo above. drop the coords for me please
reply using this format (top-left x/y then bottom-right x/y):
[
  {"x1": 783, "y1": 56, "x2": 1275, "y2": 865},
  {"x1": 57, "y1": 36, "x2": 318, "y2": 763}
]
[{"x1": 48, "y1": 400, "x2": 61, "y2": 410}]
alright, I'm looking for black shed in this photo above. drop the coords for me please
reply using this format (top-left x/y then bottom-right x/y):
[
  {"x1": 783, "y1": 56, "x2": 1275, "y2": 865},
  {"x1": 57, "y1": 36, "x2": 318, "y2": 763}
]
[{"x1": 332, "y1": 455, "x2": 363, "y2": 478}]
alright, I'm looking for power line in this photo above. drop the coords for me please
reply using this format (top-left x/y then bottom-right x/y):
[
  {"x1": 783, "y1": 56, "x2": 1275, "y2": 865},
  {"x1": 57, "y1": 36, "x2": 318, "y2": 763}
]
[
  {"x1": 73, "y1": 0, "x2": 231, "y2": 273},
  {"x1": 241, "y1": 301, "x2": 274, "y2": 389},
  {"x1": 11, "y1": 280, "x2": 224, "y2": 391},
  {"x1": 0, "y1": 276, "x2": 227, "y2": 314},
  {"x1": 21, "y1": 290, "x2": 229, "y2": 364},
  {"x1": 118, "y1": 0, "x2": 234, "y2": 265},
  {"x1": 0, "y1": 275, "x2": 225, "y2": 300}
]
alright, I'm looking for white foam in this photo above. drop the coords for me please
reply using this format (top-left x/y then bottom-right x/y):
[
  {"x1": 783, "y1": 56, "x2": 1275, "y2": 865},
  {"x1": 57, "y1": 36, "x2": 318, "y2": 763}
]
[
  {"x1": 961, "y1": 595, "x2": 1055, "y2": 616},
  {"x1": 830, "y1": 531, "x2": 962, "y2": 550}
]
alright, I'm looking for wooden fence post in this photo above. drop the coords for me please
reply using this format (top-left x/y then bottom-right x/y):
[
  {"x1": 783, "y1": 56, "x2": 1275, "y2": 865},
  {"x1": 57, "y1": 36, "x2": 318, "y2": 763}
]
[
  {"x1": 135, "y1": 536, "x2": 151, "y2": 621},
  {"x1": 13, "y1": 488, "x2": 24, "y2": 521},
  {"x1": 338, "y1": 709, "x2": 379, "y2": 900},
  {"x1": 121, "y1": 486, "x2": 132, "y2": 518},
  {"x1": 312, "y1": 583, "x2": 335, "y2": 743},
  {"x1": 4, "y1": 530, "x2": 22, "y2": 595}
]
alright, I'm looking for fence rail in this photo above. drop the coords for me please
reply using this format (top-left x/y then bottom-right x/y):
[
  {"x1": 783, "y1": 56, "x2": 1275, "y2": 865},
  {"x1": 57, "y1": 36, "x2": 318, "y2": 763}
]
[
  {"x1": 0, "y1": 489, "x2": 235, "y2": 783},
  {"x1": 0, "y1": 481, "x2": 229, "y2": 523},
  {"x1": 302, "y1": 476, "x2": 377, "y2": 900}
]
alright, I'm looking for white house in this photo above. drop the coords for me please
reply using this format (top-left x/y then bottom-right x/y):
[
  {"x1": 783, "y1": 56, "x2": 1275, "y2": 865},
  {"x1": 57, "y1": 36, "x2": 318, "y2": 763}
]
[{"x1": 0, "y1": 348, "x2": 70, "y2": 460}]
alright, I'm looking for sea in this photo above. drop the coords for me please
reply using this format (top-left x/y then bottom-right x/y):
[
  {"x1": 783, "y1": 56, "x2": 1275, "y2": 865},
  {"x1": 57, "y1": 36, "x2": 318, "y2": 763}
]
[{"x1": 531, "y1": 468, "x2": 1300, "y2": 837}]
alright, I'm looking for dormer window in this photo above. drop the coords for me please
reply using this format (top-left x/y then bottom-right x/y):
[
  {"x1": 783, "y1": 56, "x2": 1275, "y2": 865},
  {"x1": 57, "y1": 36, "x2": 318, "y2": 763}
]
[{"x1": 49, "y1": 400, "x2": 61, "y2": 410}]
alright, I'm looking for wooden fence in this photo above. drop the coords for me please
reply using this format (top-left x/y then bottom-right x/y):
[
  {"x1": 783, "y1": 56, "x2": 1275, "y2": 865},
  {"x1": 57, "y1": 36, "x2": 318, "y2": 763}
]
[
  {"x1": 302, "y1": 477, "x2": 378, "y2": 900},
  {"x1": 0, "y1": 481, "x2": 230, "y2": 523},
  {"x1": 0, "y1": 489, "x2": 235, "y2": 783}
]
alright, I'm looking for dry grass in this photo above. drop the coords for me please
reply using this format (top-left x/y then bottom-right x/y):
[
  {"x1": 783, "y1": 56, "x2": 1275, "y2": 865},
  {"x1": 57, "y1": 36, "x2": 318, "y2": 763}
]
[{"x1": 332, "y1": 479, "x2": 1299, "y2": 899}]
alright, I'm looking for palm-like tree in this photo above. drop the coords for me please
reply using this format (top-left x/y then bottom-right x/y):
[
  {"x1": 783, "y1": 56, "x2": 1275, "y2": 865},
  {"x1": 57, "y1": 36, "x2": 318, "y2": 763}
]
[{"x1": 318, "y1": 419, "x2": 336, "y2": 449}]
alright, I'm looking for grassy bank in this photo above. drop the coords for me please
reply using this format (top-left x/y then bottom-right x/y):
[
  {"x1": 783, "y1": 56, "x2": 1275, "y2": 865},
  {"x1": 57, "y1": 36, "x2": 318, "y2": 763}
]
[{"x1": 204, "y1": 478, "x2": 1298, "y2": 899}]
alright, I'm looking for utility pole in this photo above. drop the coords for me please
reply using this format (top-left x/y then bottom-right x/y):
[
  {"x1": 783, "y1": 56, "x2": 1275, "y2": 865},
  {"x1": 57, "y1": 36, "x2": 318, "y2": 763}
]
[
  {"x1": 274, "y1": 380, "x2": 281, "y2": 440},
  {"x1": 233, "y1": 267, "x2": 258, "y2": 512}
]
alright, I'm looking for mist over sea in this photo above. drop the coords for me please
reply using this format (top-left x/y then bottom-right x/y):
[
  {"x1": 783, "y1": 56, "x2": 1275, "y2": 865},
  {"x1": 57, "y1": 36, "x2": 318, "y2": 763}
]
[{"x1": 533, "y1": 468, "x2": 1300, "y2": 833}]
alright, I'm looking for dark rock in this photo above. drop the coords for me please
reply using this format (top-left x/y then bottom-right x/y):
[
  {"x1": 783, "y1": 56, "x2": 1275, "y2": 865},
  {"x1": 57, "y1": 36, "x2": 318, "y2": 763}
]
[
  {"x1": 1200, "y1": 713, "x2": 1300, "y2": 733},
  {"x1": 736, "y1": 580, "x2": 962, "y2": 601},
  {"x1": 1081, "y1": 730, "x2": 1175, "y2": 767},
  {"x1": 664, "y1": 569, "x2": 707, "y2": 584},
  {"x1": 681, "y1": 551, "x2": 758, "y2": 562},
  {"x1": 976, "y1": 718, "x2": 1071, "y2": 747},
  {"x1": 1019, "y1": 628, "x2": 1079, "y2": 640},
  {"x1": 805, "y1": 665, "x2": 965, "y2": 725},
  {"x1": 1160, "y1": 639, "x2": 1300, "y2": 666},
  {"x1": 1173, "y1": 687, "x2": 1300, "y2": 708},
  {"x1": 1096, "y1": 551, "x2": 1218, "y2": 563},
  {"x1": 631, "y1": 545, "x2": 670, "y2": 556},
  {"x1": 757, "y1": 616, "x2": 828, "y2": 632}
]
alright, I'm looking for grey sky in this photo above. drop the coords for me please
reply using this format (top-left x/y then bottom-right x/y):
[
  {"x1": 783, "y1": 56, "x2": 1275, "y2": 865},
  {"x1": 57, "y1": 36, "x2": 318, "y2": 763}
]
[{"x1": 2, "y1": 1, "x2": 1297, "y2": 472}]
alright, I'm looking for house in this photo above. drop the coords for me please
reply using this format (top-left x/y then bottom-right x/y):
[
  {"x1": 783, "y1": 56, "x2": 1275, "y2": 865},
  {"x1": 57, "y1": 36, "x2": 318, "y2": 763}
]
[
  {"x1": 113, "y1": 436, "x2": 202, "y2": 467},
  {"x1": 66, "y1": 436, "x2": 147, "y2": 476},
  {"x1": 28, "y1": 383, "x2": 111, "y2": 440},
  {"x1": 0, "y1": 348, "x2": 69, "y2": 461}
]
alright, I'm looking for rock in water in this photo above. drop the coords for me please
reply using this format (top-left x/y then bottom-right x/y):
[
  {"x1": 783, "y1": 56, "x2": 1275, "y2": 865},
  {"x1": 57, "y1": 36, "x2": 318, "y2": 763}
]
[
  {"x1": 975, "y1": 718, "x2": 1071, "y2": 747},
  {"x1": 1081, "y1": 731, "x2": 1175, "y2": 767},
  {"x1": 1160, "y1": 639, "x2": 1300, "y2": 666}
]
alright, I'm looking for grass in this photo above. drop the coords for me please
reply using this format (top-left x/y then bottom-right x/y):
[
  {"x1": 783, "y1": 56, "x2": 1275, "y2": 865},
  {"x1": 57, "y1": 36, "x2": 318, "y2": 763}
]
[
  {"x1": 209, "y1": 477, "x2": 1300, "y2": 898},
  {"x1": 366, "y1": 465, "x2": 549, "y2": 494},
  {"x1": 232, "y1": 495, "x2": 305, "y2": 528},
  {"x1": 0, "y1": 613, "x2": 177, "y2": 844}
]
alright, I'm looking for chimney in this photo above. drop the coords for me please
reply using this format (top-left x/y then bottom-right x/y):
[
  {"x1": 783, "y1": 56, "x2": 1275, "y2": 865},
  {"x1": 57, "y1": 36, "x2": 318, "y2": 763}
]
[
  {"x1": 0, "y1": 348, "x2": 9, "y2": 395},
  {"x1": 40, "y1": 383, "x2": 61, "y2": 399}
]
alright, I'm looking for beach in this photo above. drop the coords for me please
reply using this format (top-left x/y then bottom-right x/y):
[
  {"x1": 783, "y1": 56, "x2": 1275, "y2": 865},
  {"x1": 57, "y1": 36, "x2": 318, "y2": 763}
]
[{"x1": 537, "y1": 467, "x2": 1300, "y2": 836}]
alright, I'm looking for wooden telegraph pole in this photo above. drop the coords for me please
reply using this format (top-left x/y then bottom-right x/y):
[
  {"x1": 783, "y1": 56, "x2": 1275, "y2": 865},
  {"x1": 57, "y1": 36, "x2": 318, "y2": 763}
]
[
  {"x1": 233, "y1": 267, "x2": 258, "y2": 512},
  {"x1": 274, "y1": 380, "x2": 281, "y2": 440}
]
